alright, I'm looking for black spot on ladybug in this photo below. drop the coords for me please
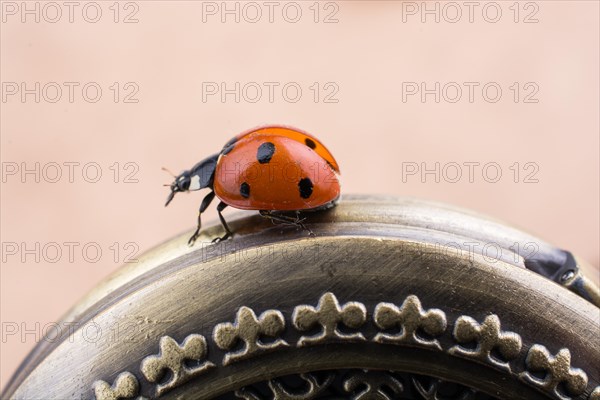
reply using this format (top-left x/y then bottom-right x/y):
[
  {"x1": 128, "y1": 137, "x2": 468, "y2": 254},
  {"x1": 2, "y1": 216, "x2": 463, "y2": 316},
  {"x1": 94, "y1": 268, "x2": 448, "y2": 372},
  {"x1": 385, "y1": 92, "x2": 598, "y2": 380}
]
[
  {"x1": 257, "y1": 142, "x2": 275, "y2": 164},
  {"x1": 305, "y1": 138, "x2": 316, "y2": 149},
  {"x1": 298, "y1": 177, "x2": 313, "y2": 199},
  {"x1": 240, "y1": 182, "x2": 250, "y2": 198}
]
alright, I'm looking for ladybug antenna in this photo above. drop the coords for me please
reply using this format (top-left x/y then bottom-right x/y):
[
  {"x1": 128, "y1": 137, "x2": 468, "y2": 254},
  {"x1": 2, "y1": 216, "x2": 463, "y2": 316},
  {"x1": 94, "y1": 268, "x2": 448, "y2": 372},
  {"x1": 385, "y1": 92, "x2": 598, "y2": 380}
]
[
  {"x1": 163, "y1": 167, "x2": 178, "y2": 207},
  {"x1": 162, "y1": 166, "x2": 177, "y2": 178},
  {"x1": 165, "y1": 189, "x2": 176, "y2": 207}
]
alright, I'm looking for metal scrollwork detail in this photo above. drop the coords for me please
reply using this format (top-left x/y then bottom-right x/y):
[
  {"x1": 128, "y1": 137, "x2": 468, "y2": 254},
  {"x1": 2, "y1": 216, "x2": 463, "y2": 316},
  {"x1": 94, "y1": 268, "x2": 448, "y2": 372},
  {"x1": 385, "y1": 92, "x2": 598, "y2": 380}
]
[
  {"x1": 449, "y1": 314, "x2": 522, "y2": 371},
  {"x1": 235, "y1": 372, "x2": 335, "y2": 399},
  {"x1": 412, "y1": 376, "x2": 478, "y2": 400},
  {"x1": 218, "y1": 370, "x2": 498, "y2": 400},
  {"x1": 90, "y1": 292, "x2": 596, "y2": 399},
  {"x1": 93, "y1": 371, "x2": 145, "y2": 400},
  {"x1": 343, "y1": 370, "x2": 404, "y2": 399},
  {"x1": 373, "y1": 295, "x2": 447, "y2": 349},
  {"x1": 293, "y1": 292, "x2": 367, "y2": 346},
  {"x1": 140, "y1": 334, "x2": 215, "y2": 396},
  {"x1": 520, "y1": 344, "x2": 588, "y2": 399},
  {"x1": 214, "y1": 306, "x2": 288, "y2": 365}
]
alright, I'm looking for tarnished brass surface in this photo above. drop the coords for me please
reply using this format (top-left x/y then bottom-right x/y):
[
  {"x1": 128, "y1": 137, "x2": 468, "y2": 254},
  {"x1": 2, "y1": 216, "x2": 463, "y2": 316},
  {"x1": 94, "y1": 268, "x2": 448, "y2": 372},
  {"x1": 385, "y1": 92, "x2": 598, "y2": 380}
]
[{"x1": 3, "y1": 195, "x2": 599, "y2": 399}]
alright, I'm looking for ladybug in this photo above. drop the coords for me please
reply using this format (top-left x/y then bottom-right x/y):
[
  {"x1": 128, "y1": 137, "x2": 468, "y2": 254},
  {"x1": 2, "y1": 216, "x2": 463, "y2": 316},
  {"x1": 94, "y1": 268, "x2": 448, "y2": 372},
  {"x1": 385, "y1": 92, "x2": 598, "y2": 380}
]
[{"x1": 165, "y1": 126, "x2": 341, "y2": 245}]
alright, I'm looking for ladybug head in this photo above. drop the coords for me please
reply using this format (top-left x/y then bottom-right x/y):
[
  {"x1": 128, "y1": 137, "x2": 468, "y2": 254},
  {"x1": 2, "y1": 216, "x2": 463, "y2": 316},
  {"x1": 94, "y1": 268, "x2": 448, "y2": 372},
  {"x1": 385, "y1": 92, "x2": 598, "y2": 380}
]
[
  {"x1": 164, "y1": 170, "x2": 191, "y2": 206},
  {"x1": 164, "y1": 154, "x2": 218, "y2": 207}
]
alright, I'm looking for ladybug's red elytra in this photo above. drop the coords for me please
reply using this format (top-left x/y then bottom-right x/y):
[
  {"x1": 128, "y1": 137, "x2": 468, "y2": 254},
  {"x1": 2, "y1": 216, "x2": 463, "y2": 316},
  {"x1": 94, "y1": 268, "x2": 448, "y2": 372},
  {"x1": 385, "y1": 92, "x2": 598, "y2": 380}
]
[{"x1": 165, "y1": 126, "x2": 341, "y2": 245}]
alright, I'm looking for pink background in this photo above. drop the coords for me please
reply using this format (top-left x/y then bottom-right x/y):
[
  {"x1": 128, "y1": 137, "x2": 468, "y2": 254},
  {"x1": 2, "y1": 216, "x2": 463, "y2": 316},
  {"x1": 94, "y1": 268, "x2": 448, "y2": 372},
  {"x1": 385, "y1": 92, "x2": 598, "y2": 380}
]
[{"x1": 1, "y1": 1, "x2": 598, "y2": 390}]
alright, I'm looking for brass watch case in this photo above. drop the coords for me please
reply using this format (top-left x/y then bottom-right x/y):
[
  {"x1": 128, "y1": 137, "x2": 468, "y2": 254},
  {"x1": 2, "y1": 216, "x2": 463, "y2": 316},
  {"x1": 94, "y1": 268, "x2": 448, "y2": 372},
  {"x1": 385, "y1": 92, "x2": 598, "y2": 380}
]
[{"x1": 3, "y1": 196, "x2": 599, "y2": 399}]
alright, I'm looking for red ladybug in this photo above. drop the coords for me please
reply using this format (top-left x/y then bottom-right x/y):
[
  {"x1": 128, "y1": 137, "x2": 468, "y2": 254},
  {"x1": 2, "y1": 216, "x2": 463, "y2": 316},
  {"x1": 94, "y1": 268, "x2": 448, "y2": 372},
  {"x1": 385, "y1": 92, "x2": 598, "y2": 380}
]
[{"x1": 165, "y1": 126, "x2": 341, "y2": 245}]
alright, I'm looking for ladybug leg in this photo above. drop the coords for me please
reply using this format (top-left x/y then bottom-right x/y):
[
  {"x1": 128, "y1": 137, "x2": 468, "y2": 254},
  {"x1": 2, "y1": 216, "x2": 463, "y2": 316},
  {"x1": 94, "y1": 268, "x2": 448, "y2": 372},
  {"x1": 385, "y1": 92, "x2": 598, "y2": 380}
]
[
  {"x1": 212, "y1": 201, "x2": 233, "y2": 243},
  {"x1": 259, "y1": 210, "x2": 314, "y2": 236},
  {"x1": 259, "y1": 210, "x2": 303, "y2": 226},
  {"x1": 188, "y1": 191, "x2": 216, "y2": 246},
  {"x1": 294, "y1": 210, "x2": 308, "y2": 225},
  {"x1": 295, "y1": 211, "x2": 315, "y2": 236}
]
